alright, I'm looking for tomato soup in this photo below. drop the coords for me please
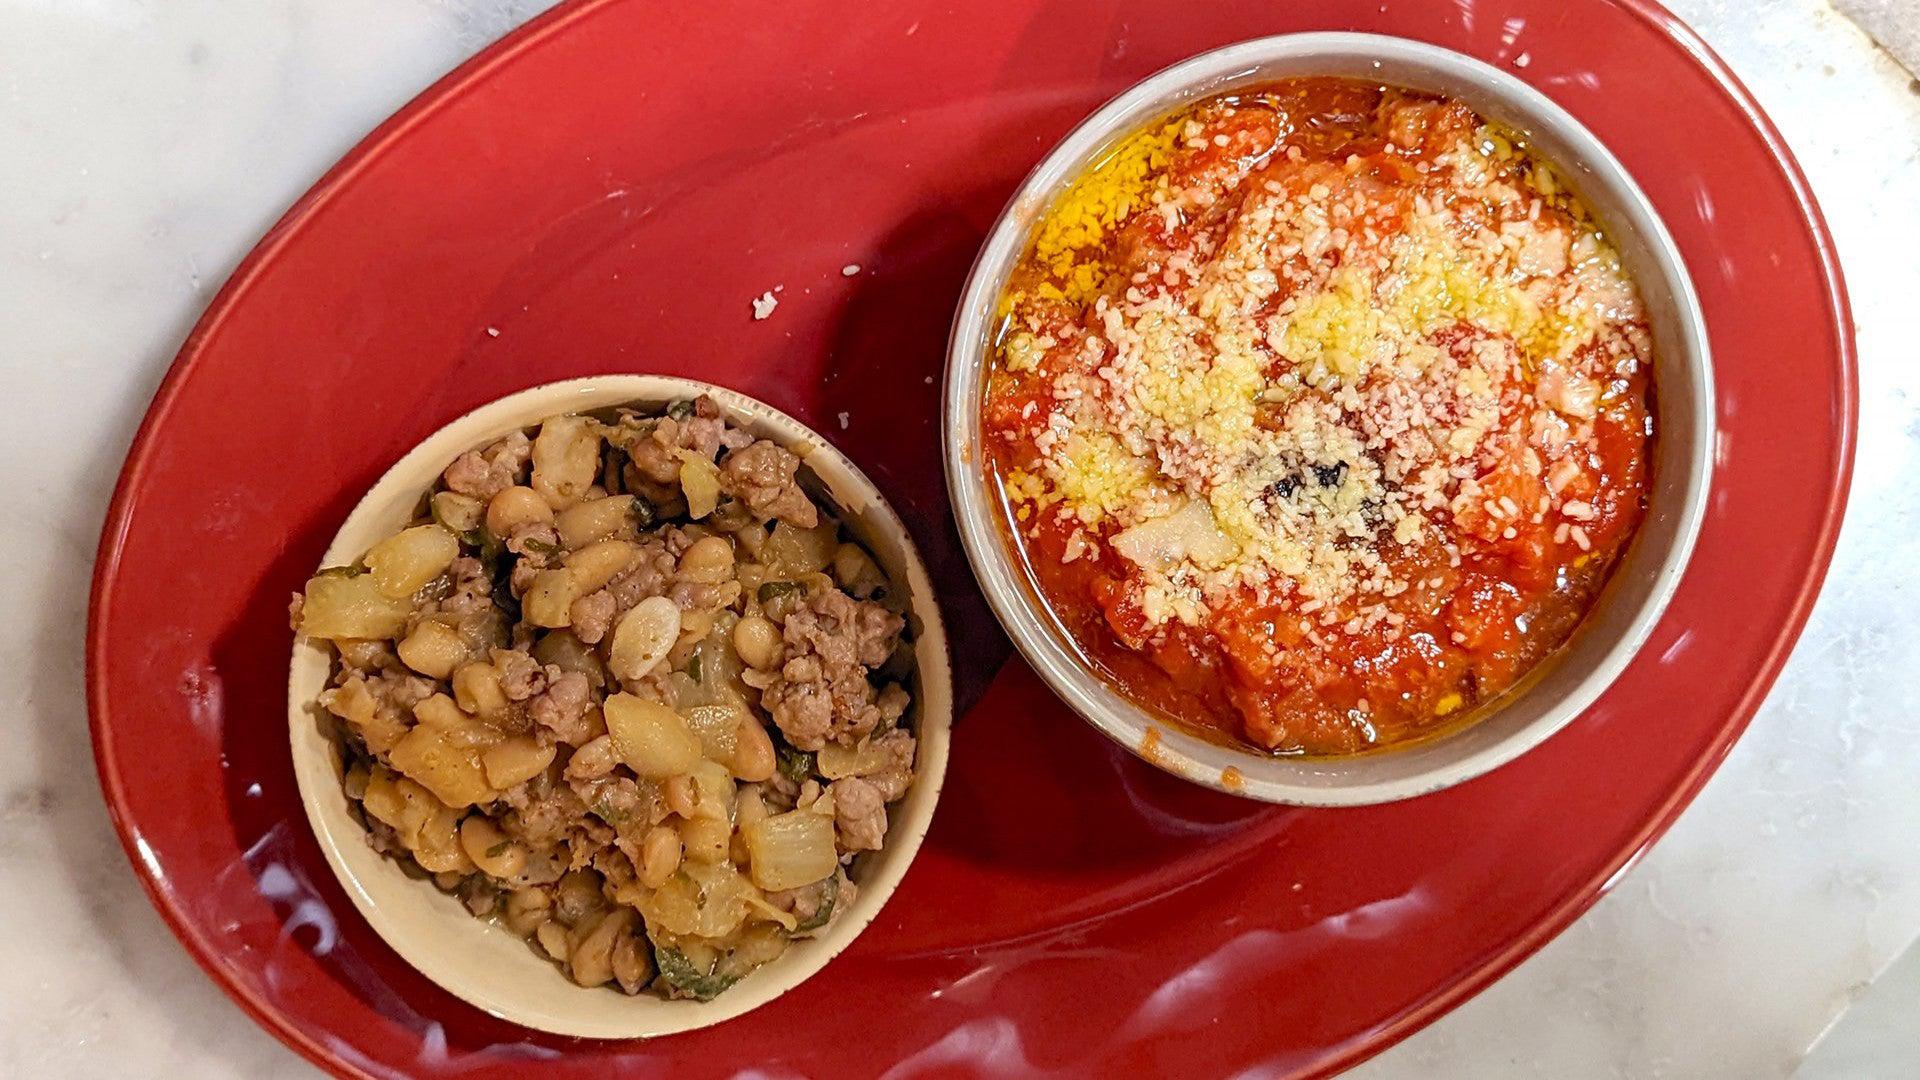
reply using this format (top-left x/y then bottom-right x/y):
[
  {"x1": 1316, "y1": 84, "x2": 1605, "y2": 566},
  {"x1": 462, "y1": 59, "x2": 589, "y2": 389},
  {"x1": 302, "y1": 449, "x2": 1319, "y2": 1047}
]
[{"x1": 982, "y1": 79, "x2": 1653, "y2": 756}]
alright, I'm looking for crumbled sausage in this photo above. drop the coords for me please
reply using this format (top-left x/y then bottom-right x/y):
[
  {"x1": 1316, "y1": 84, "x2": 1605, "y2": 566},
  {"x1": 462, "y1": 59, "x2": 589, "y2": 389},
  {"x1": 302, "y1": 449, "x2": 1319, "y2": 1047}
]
[
  {"x1": 624, "y1": 398, "x2": 750, "y2": 487},
  {"x1": 494, "y1": 648, "x2": 546, "y2": 701},
  {"x1": 530, "y1": 668, "x2": 595, "y2": 744},
  {"x1": 669, "y1": 579, "x2": 734, "y2": 612},
  {"x1": 335, "y1": 638, "x2": 396, "y2": 673},
  {"x1": 438, "y1": 556, "x2": 493, "y2": 616},
  {"x1": 571, "y1": 774, "x2": 645, "y2": 828},
  {"x1": 767, "y1": 884, "x2": 823, "y2": 922},
  {"x1": 864, "y1": 727, "x2": 917, "y2": 802},
  {"x1": 759, "y1": 590, "x2": 905, "y2": 750},
  {"x1": 765, "y1": 873, "x2": 839, "y2": 922},
  {"x1": 786, "y1": 589, "x2": 901, "y2": 669},
  {"x1": 829, "y1": 776, "x2": 888, "y2": 851},
  {"x1": 877, "y1": 683, "x2": 909, "y2": 724},
  {"x1": 603, "y1": 540, "x2": 677, "y2": 618},
  {"x1": 441, "y1": 431, "x2": 532, "y2": 501},
  {"x1": 569, "y1": 589, "x2": 616, "y2": 644},
  {"x1": 502, "y1": 777, "x2": 593, "y2": 850},
  {"x1": 762, "y1": 658, "x2": 836, "y2": 750},
  {"x1": 367, "y1": 666, "x2": 436, "y2": 713},
  {"x1": 294, "y1": 397, "x2": 920, "y2": 1001},
  {"x1": 506, "y1": 522, "x2": 561, "y2": 561},
  {"x1": 721, "y1": 440, "x2": 819, "y2": 527},
  {"x1": 509, "y1": 558, "x2": 543, "y2": 595}
]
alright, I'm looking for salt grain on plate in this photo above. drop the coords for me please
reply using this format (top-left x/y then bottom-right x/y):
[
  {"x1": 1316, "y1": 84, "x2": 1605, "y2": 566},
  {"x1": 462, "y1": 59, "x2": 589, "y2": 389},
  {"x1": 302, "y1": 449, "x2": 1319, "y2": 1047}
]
[
  {"x1": 837, "y1": 411, "x2": 851, "y2": 430},
  {"x1": 751, "y1": 291, "x2": 778, "y2": 320},
  {"x1": 842, "y1": 264, "x2": 862, "y2": 276}
]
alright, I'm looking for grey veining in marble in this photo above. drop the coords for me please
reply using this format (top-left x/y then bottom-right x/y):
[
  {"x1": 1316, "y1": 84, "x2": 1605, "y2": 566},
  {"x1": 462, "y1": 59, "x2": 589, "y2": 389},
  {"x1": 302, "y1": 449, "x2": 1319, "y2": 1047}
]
[{"x1": 1, "y1": 1, "x2": 1915, "y2": 1076}]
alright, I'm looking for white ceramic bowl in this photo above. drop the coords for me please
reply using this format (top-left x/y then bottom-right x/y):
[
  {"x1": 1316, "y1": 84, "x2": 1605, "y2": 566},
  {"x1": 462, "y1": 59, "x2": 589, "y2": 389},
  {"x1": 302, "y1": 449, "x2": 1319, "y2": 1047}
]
[
  {"x1": 288, "y1": 375, "x2": 952, "y2": 1037},
  {"x1": 943, "y1": 33, "x2": 1713, "y2": 806}
]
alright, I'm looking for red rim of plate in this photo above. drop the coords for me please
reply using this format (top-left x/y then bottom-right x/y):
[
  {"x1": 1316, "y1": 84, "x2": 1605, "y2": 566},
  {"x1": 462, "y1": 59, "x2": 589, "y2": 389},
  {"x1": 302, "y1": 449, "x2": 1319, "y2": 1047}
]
[{"x1": 85, "y1": 1, "x2": 1856, "y2": 1076}]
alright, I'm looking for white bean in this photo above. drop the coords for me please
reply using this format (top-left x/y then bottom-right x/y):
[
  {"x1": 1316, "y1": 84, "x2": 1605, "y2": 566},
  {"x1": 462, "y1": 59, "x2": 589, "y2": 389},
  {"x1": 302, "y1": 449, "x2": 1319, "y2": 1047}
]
[
  {"x1": 458, "y1": 816, "x2": 527, "y2": 879},
  {"x1": 729, "y1": 717, "x2": 776, "y2": 783},
  {"x1": 564, "y1": 540, "x2": 637, "y2": 592},
  {"x1": 639, "y1": 825, "x2": 682, "y2": 888},
  {"x1": 603, "y1": 694, "x2": 701, "y2": 778},
  {"x1": 365, "y1": 524, "x2": 460, "y2": 599},
  {"x1": 556, "y1": 495, "x2": 636, "y2": 549},
  {"x1": 485, "y1": 486, "x2": 553, "y2": 537},
  {"x1": 536, "y1": 919, "x2": 570, "y2": 961},
  {"x1": 531, "y1": 416, "x2": 601, "y2": 510},
  {"x1": 608, "y1": 596, "x2": 679, "y2": 681},
  {"x1": 731, "y1": 615, "x2": 781, "y2": 670},
  {"x1": 503, "y1": 888, "x2": 550, "y2": 935},
  {"x1": 397, "y1": 620, "x2": 468, "y2": 680},
  {"x1": 431, "y1": 492, "x2": 485, "y2": 533},
  {"x1": 522, "y1": 568, "x2": 578, "y2": 627},
  {"x1": 678, "y1": 536, "x2": 735, "y2": 583},
  {"x1": 451, "y1": 661, "x2": 508, "y2": 723}
]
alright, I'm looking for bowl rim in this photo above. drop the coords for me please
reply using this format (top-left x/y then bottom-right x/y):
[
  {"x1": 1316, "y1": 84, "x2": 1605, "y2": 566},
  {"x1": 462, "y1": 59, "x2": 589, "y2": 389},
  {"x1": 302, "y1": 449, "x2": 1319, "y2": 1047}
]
[
  {"x1": 941, "y1": 30, "x2": 1714, "y2": 807},
  {"x1": 287, "y1": 374, "x2": 954, "y2": 1038}
]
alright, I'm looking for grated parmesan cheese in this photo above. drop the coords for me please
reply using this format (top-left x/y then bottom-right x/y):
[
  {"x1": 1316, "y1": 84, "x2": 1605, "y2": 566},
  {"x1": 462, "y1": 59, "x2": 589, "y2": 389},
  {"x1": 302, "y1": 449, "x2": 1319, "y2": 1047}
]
[{"x1": 992, "y1": 98, "x2": 1649, "y2": 636}]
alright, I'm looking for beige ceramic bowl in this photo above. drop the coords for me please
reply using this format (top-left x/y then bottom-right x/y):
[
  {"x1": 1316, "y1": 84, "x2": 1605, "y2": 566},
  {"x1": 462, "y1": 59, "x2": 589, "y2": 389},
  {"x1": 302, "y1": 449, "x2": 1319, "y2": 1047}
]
[
  {"x1": 944, "y1": 33, "x2": 1713, "y2": 806},
  {"x1": 288, "y1": 375, "x2": 953, "y2": 1038}
]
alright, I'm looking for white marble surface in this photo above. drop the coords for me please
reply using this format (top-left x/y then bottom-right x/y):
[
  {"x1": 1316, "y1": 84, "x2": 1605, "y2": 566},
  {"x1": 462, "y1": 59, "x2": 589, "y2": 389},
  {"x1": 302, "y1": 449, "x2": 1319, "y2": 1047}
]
[{"x1": 0, "y1": 1, "x2": 1915, "y2": 1076}]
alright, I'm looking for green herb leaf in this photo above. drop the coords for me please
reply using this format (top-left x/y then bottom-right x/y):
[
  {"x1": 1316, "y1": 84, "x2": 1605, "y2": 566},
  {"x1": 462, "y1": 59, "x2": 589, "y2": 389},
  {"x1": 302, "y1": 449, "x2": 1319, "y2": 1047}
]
[
  {"x1": 630, "y1": 497, "x2": 657, "y2": 529},
  {"x1": 490, "y1": 575, "x2": 521, "y2": 623},
  {"x1": 792, "y1": 874, "x2": 839, "y2": 934},
  {"x1": 485, "y1": 840, "x2": 513, "y2": 858},
  {"x1": 776, "y1": 747, "x2": 815, "y2": 786},
  {"x1": 521, "y1": 537, "x2": 561, "y2": 556},
  {"x1": 757, "y1": 580, "x2": 804, "y2": 603},
  {"x1": 589, "y1": 795, "x2": 629, "y2": 826},
  {"x1": 665, "y1": 399, "x2": 696, "y2": 421},
  {"x1": 654, "y1": 946, "x2": 742, "y2": 1002},
  {"x1": 314, "y1": 562, "x2": 368, "y2": 579},
  {"x1": 687, "y1": 651, "x2": 704, "y2": 684},
  {"x1": 462, "y1": 526, "x2": 505, "y2": 564}
]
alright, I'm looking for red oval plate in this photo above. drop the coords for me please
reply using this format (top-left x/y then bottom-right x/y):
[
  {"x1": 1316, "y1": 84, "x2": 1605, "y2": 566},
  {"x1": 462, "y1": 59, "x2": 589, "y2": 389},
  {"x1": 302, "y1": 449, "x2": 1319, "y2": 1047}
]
[{"x1": 88, "y1": 0, "x2": 1852, "y2": 1076}]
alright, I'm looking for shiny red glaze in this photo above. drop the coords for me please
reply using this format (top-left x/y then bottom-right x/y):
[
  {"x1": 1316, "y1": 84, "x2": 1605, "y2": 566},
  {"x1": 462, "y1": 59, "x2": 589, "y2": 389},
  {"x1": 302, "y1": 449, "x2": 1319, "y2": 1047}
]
[{"x1": 87, "y1": 1, "x2": 1853, "y2": 1077}]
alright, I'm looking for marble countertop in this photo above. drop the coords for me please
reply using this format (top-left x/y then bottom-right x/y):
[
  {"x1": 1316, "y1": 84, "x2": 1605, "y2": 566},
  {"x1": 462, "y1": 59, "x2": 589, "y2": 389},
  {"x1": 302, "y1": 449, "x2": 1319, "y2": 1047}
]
[{"x1": 2, "y1": 0, "x2": 1915, "y2": 1076}]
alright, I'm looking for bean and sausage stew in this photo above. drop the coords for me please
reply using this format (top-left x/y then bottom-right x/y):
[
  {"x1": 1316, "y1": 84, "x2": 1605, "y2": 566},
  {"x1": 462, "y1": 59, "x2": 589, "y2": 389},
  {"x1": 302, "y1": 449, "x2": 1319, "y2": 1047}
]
[{"x1": 292, "y1": 397, "x2": 918, "y2": 1000}]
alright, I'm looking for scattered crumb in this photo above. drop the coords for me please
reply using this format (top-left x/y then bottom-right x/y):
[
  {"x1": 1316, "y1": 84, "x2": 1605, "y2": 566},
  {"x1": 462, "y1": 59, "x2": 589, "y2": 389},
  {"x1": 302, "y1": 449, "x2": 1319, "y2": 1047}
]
[
  {"x1": 485, "y1": 326, "x2": 500, "y2": 338},
  {"x1": 1513, "y1": 52, "x2": 1531, "y2": 68},
  {"x1": 906, "y1": 20, "x2": 920, "y2": 34},
  {"x1": 841, "y1": 263, "x2": 862, "y2": 277},
  {"x1": 923, "y1": 376, "x2": 934, "y2": 385},
  {"x1": 836, "y1": 411, "x2": 850, "y2": 430},
  {"x1": 751, "y1": 291, "x2": 779, "y2": 320}
]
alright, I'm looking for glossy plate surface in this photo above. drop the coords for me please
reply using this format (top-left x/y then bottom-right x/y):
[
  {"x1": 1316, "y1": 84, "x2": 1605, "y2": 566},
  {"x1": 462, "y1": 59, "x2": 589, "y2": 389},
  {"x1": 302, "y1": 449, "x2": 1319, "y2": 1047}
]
[{"x1": 87, "y1": 0, "x2": 1853, "y2": 1076}]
